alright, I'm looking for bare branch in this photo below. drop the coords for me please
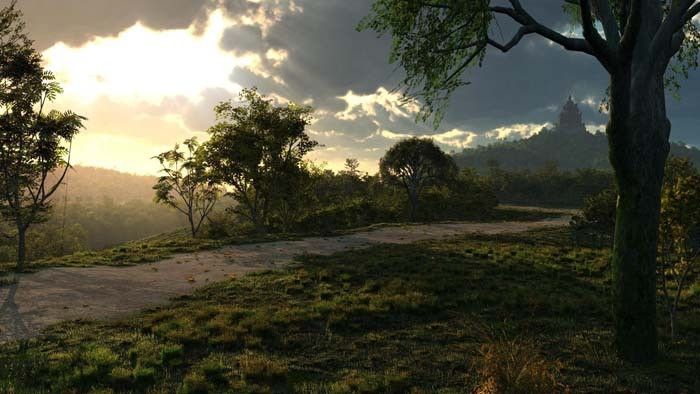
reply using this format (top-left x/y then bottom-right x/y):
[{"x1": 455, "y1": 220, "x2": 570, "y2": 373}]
[
  {"x1": 489, "y1": 3, "x2": 597, "y2": 58},
  {"x1": 487, "y1": 25, "x2": 536, "y2": 52}
]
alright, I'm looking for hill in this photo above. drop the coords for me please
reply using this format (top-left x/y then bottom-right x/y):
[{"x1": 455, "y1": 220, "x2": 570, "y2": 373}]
[
  {"x1": 50, "y1": 165, "x2": 158, "y2": 203},
  {"x1": 453, "y1": 97, "x2": 700, "y2": 171}
]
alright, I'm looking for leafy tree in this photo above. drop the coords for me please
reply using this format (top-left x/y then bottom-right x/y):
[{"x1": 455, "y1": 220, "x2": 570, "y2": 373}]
[
  {"x1": 153, "y1": 138, "x2": 219, "y2": 237},
  {"x1": 361, "y1": 0, "x2": 700, "y2": 362},
  {"x1": 657, "y1": 157, "x2": 700, "y2": 339},
  {"x1": 206, "y1": 88, "x2": 317, "y2": 233},
  {"x1": 0, "y1": 2, "x2": 84, "y2": 271},
  {"x1": 379, "y1": 137, "x2": 457, "y2": 221}
]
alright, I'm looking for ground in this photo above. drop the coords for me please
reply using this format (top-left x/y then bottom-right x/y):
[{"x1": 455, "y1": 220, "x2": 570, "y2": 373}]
[
  {"x1": 0, "y1": 217, "x2": 566, "y2": 343},
  {"x1": 0, "y1": 215, "x2": 698, "y2": 393}
]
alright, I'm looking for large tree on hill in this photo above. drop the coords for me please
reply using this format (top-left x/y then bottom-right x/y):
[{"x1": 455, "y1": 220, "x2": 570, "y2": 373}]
[
  {"x1": 361, "y1": 0, "x2": 700, "y2": 363},
  {"x1": 205, "y1": 88, "x2": 317, "y2": 233},
  {"x1": 380, "y1": 137, "x2": 457, "y2": 221},
  {"x1": 0, "y1": 2, "x2": 84, "y2": 271}
]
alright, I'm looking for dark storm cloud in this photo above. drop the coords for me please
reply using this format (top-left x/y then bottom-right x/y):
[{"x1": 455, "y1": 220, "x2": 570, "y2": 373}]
[
  {"x1": 247, "y1": 0, "x2": 400, "y2": 103},
  {"x1": 221, "y1": 24, "x2": 265, "y2": 53},
  {"x1": 17, "y1": 0, "x2": 217, "y2": 50},
  {"x1": 228, "y1": 0, "x2": 611, "y2": 137}
]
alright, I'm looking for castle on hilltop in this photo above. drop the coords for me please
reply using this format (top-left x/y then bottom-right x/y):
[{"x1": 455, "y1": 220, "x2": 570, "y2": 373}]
[{"x1": 553, "y1": 96, "x2": 587, "y2": 134}]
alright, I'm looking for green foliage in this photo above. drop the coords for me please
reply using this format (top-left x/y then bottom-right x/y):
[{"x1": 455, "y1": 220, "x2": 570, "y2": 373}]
[
  {"x1": 658, "y1": 157, "x2": 700, "y2": 338},
  {"x1": 358, "y1": 0, "x2": 491, "y2": 126},
  {"x1": 206, "y1": 88, "x2": 317, "y2": 232},
  {"x1": 418, "y1": 168, "x2": 498, "y2": 220},
  {"x1": 0, "y1": 2, "x2": 85, "y2": 268},
  {"x1": 2, "y1": 229, "x2": 698, "y2": 392},
  {"x1": 571, "y1": 187, "x2": 618, "y2": 245},
  {"x1": 380, "y1": 137, "x2": 458, "y2": 220},
  {"x1": 486, "y1": 161, "x2": 614, "y2": 208},
  {"x1": 153, "y1": 137, "x2": 220, "y2": 237}
]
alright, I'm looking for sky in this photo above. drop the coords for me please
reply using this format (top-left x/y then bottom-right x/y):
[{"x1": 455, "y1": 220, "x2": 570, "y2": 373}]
[{"x1": 16, "y1": 0, "x2": 700, "y2": 175}]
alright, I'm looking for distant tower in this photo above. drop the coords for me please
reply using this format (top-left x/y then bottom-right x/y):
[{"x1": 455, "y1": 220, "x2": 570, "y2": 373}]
[{"x1": 555, "y1": 96, "x2": 587, "y2": 134}]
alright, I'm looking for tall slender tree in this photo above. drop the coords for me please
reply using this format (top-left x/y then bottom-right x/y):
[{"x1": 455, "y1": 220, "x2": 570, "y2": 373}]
[
  {"x1": 153, "y1": 138, "x2": 219, "y2": 237},
  {"x1": 361, "y1": 0, "x2": 700, "y2": 363},
  {"x1": 0, "y1": 2, "x2": 84, "y2": 271}
]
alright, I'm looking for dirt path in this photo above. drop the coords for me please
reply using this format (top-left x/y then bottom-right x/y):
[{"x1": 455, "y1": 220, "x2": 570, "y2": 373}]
[{"x1": 0, "y1": 217, "x2": 568, "y2": 343}]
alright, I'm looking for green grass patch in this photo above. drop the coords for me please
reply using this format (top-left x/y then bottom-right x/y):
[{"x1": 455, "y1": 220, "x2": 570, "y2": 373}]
[{"x1": 4, "y1": 228, "x2": 693, "y2": 392}]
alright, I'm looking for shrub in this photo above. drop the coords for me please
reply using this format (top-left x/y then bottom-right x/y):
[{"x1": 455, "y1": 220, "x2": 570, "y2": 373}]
[{"x1": 471, "y1": 331, "x2": 563, "y2": 394}]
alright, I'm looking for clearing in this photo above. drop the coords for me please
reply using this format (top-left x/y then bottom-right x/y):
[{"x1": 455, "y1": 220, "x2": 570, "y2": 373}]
[{"x1": 0, "y1": 217, "x2": 567, "y2": 343}]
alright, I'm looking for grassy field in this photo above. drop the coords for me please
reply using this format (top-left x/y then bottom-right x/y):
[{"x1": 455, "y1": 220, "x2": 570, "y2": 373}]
[
  {"x1": 1, "y1": 227, "x2": 698, "y2": 393},
  {"x1": 0, "y1": 206, "x2": 560, "y2": 276}
]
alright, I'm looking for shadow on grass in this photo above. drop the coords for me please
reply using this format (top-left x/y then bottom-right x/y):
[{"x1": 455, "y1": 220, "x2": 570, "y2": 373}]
[{"x1": 0, "y1": 231, "x2": 698, "y2": 393}]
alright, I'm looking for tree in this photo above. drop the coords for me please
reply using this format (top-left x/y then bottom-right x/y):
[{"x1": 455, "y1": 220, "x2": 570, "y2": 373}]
[
  {"x1": 206, "y1": 88, "x2": 317, "y2": 233},
  {"x1": 0, "y1": 2, "x2": 84, "y2": 271},
  {"x1": 380, "y1": 137, "x2": 457, "y2": 221},
  {"x1": 153, "y1": 138, "x2": 219, "y2": 237},
  {"x1": 361, "y1": 0, "x2": 700, "y2": 363},
  {"x1": 657, "y1": 157, "x2": 700, "y2": 339}
]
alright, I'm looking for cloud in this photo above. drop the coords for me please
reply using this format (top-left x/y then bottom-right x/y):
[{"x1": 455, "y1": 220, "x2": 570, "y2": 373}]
[
  {"x1": 42, "y1": 10, "x2": 251, "y2": 106},
  {"x1": 484, "y1": 123, "x2": 552, "y2": 140},
  {"x1": 335, "y1": 87, "x2": 421, "y2": 121}
]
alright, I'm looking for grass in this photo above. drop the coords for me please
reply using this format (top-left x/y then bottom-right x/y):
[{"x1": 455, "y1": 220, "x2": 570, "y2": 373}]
[
  {"x1": 1, "y1": 227, "x2": 698, "y2": 393},
  {"x1": 0, "y1": 205, "x2": 564, "y2": 277},
  {"x1": 0, "y1": 229, "x2": 296, "y2": 276}
]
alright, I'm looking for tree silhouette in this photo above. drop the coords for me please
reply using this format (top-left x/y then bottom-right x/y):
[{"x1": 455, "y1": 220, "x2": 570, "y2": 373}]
[
  {"x1": 380, "y1": 137, "x2": 457, "y2": 221},
  {"x1": 0, "y1": 2, "x2": 84, "y2": 271},
  {"x1": 206, "y1": 88, "x2": 317, "y2": 233},
  {"x1": 361, "y1": 0, "x2": 700, "y2": 363}
]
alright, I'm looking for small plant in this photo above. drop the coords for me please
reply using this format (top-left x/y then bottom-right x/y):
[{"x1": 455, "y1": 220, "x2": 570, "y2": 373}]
[
  {"x1": 238, "y1": 352, "x2": 288, "y2": 385},
  {"x1": 471, "y1": 325, "x2": 564, "y2": 394}
]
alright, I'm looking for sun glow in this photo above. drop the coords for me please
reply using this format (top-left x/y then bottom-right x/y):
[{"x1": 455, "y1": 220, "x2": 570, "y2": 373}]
[{"x1": 42, "y1": 9, "x2": 252, "y2": 106}]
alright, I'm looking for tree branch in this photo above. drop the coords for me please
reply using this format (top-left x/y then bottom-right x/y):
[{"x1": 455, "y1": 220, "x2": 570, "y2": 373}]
[{"x1": 489, "y1": 3, "x2": 597, "y2": 57}]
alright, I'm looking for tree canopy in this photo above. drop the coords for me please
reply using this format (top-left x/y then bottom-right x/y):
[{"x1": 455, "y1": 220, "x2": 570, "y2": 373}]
[
  {"x1": 380, "y1": 137, "x2": 457, "y2": 221},
  {"x1": 205, "y1": 88, "x2": 317, "y2": 232}
]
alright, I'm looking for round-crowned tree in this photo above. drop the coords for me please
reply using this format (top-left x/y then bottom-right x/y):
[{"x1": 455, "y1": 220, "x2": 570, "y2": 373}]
[{"x1": 379, "y1": 137, "x2": 457, "y2": 221}]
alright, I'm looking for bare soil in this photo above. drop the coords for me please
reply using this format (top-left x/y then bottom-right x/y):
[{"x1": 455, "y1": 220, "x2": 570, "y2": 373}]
[{"x1": 0, "y1": 217, "x2": 568, "y2": 342}]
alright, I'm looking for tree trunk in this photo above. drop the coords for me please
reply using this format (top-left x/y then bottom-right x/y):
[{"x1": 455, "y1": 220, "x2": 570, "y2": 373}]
[
  {"x1": 16, "y1": 225, "x2": 27, "y2": 272},
  {"x1": 409, "y1": 191, "x2": 418, "y2": 222},
  {"x1": 607, "y1": 72, "x2": 669, "y2": 363},
  {"x1": 188, "y1": 208, "x2": 197, "y2": 237}
]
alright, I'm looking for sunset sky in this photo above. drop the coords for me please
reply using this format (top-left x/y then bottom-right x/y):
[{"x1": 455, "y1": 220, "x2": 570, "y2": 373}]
[{"x1": 17, "y1": 0, "x2": 700, "y2": 175}]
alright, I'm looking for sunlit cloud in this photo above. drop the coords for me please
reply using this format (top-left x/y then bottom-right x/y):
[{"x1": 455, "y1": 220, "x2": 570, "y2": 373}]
[
  {"x1": 43, "y1": 10, "x2": 253, "y2": 106},
  {"x1": 336, "y1": 87, "x2": 421, "y2": 122},
  {"x1": 38, "y1": 4, "x2": 299, "y2": 175},
  {"x1": 370, "y1": 127, "x2": 478, "y2": 150},
  {"x1": 484, "y1": 123, "x2": 551, "y2": 140}
]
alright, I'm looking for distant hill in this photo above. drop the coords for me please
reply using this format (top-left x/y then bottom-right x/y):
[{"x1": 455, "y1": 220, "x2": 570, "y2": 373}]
[
  {"x1": 50, "y1": 166, "x2": 158, "y2": 204},
  {"x1": 454, "y1": 96, "x2": 700, "y2": 171}
]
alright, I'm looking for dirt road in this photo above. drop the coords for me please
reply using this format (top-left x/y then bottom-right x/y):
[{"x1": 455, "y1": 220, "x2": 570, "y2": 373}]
[{"x1": 0, "y1": 217, "x2": 568, "y2": 343}]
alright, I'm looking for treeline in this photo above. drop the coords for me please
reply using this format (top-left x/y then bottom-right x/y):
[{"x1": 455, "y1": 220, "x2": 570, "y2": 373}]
[
  {"x1": 154, "y1": 89, "x2": 498, "y2": 238},
  {"x1": 485, "y1": 161, "x2": 614, "y2": 208}
]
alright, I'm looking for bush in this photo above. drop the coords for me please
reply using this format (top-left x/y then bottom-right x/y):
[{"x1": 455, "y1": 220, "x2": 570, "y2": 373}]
[
  {"x1": 472, "y1": 335, "x2": 564, "y2": 394},
  {"x1": 570, "y1": 187, "x2": 617, "y2": 246},
  {"x1": 294, "y1": 198, "x2": 399, "y2": 235}
]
